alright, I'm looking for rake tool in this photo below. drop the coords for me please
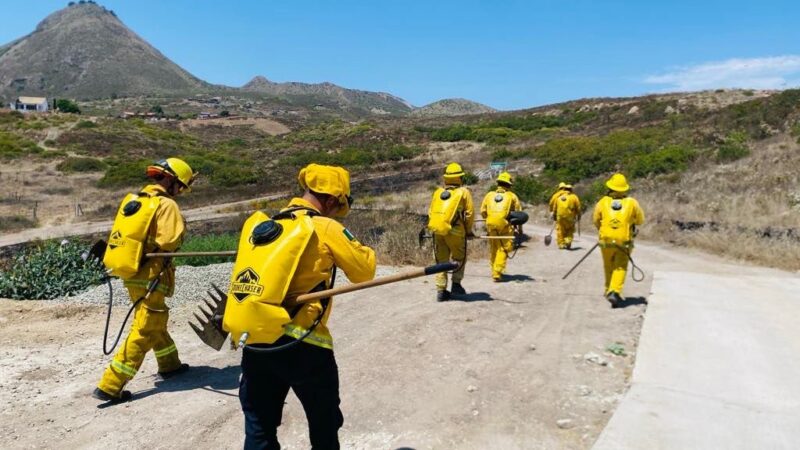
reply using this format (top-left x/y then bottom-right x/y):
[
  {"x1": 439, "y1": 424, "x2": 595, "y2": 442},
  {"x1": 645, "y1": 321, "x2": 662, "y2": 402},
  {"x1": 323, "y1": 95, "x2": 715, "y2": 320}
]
[
  {"x1": 188, "y1": 283, "x2": 229, "y2": 351},
  {"x1": 190, "y1": 261, "x2": 460, "y2": 351}
]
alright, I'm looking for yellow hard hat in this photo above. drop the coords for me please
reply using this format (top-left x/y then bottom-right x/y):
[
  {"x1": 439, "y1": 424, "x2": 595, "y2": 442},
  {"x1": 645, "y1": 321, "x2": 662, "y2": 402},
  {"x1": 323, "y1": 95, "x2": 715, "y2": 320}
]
[
  {"x1": 147, "y1": 157, "x2": 196, "y2": 191},
  {"x1": 298, "y1": 163, "x2": 352, "y2": 217},
  {"x1": 606, "y1": 173, "x2": 630, "y2": 192},
  {"x1": 557, "y1": 181, "x2": 573, "y2": 190},
  {"x1": 443, "y1": 162, "x2": 465, "y2": 185},
  {"x1": 497, "y1": 171, "x2": 513, "y2": 185}
]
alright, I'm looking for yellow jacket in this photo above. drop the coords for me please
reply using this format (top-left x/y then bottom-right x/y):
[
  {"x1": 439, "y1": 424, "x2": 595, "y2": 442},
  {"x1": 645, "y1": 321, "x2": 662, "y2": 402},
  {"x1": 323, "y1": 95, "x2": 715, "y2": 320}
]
[
  {"x1": 480, "y1": 187, "x2": 521, "y2": 219},
  {"x1": 592, "y1": 193, "x2": 645, "y2": 246},
  {"x1": 282, "y1": 197, "x2": 376, "y2": 349},
  {"x1": 551, "y1": 191, "x2": 581, "y2": 220},
  {"x1": 123, "y1": 184, "x2": 185, "y2": 297},
  {"x1": 435, "y1": 184, "x2": 475, "y2": 237}
]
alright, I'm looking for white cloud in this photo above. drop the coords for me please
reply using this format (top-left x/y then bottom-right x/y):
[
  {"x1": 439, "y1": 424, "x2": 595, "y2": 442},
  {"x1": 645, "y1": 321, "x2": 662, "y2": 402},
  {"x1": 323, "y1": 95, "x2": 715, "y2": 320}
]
[{"x1": 644, "y1": 56, "x2": 800, "y2": 91}]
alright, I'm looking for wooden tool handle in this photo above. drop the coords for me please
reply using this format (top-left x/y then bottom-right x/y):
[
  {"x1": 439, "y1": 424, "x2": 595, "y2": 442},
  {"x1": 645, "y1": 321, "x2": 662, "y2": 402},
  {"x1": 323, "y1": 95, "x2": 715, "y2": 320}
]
[
  {"x1": 284, "y1": 261, "x2": 459, "y2": 307},
  {"x1": 476, "y1": 236, "x2": 516, "y2": 239},
  {"x1": 145, "y1": 251, "x2": 237, "y2": 258}
]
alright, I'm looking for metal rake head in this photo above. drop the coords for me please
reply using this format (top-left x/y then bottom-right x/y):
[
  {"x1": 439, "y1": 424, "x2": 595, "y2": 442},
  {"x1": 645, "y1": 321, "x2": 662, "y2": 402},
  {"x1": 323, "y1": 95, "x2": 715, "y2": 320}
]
[{"x1": 188, "y1": 283, "x2": 229, "y2": 351}]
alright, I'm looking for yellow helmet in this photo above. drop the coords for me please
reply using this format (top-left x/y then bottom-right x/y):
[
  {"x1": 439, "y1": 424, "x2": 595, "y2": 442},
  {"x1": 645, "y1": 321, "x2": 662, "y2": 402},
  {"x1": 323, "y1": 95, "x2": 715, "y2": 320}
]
[
  {"x1": 146, "y1": 157, "x2": 196, "y2": 191},
  {"x1": 558, "y1": 181, "x2": 573, "y2": 190},
  {"x1": 298, "y1": 163, "x2": 352, "y2": 217},
  {"x1": 496, "y1": 171, "x2": 513, "y2": 185},
  {"x1": 443, "y1": 162, "x2": 465, "y2": 185},
  {"x1": 606, "y1": 173, "x2": 630, "y2": 192}
]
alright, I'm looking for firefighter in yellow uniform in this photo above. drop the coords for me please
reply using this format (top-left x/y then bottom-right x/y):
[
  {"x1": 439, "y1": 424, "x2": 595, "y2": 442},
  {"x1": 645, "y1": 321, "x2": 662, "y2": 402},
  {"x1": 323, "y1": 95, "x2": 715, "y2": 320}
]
[
  {"x1": 549, "y1": 182, "x2": 581, "y2": 249},
  {"x1": 93, "y1": 158, "x2": 196, "y2": 403},
  {"x1": 480, "y1": 172, "x2": 522, "y2": 281},
  {"x1": 593, "y1": 173, "x2": 644, "y2": 307},
  {"x1": 237, "y1": 164, "x2": 376, "y2": 449},
  {"x1": 427, "y1": 162, "x2": 474, "y2": 301}
]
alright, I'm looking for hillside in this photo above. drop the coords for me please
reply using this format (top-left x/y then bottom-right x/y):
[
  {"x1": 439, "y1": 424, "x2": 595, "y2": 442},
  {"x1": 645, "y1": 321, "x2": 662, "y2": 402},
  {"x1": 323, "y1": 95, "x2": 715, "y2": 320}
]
[
  {"x1": 411, "y1": 98, "x2": 497, "y2": 117},
  {"x1": 0, "y1": 3, "x2": 207, "y2": 99},
  {"x1": 242, "y1": 75, "x2": 413, "y2": 115}
]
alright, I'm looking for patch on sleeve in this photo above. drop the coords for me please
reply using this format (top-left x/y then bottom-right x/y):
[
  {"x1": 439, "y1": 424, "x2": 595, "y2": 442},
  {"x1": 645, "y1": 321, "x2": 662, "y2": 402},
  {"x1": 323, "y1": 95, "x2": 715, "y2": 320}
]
[{"x1": 343, "y1": 228, "x2": 356, "y2": 241}]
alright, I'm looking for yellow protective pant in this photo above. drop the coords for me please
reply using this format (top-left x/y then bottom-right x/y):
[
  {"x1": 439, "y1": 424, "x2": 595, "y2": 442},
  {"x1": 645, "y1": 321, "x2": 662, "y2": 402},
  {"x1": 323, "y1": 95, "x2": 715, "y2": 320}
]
[
  {"x1": 556, "y1": 217, "x2": 576, "y2": 248},
  {"x1": 488, "y1": 226, "x2": 513, "y2": 279},
  {"x1": 601, "y1": 246, "x2": 630, "y2": 296},
  {"x1": 97, "y1": 287, "x2": 181, "y2": 396},
  {"x1": 433, "y1": 233, "x2": 467, "y2": 291}
]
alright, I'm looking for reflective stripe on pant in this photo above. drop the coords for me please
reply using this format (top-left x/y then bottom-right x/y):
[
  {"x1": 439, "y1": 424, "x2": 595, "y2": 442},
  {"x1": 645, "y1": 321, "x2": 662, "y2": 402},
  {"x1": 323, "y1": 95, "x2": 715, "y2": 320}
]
[
  {"x1": 97, "y1": 288, "x2": 181, "y2": 396},
  {"x1": 488, "y1": 226, "x2": 513, "y2": 279},
  {"x1": 433, "y1": 233, "x2": 466, "y2": 291},
  {"x1": 240, "y1": 337, "x2": 343, "y2": 450},
  {"x1": 600, "y1": 246, "x2": 630, "y2": 296},
  {"x1": 556, "y1": 217, "x2": 576, "y2": 248}
]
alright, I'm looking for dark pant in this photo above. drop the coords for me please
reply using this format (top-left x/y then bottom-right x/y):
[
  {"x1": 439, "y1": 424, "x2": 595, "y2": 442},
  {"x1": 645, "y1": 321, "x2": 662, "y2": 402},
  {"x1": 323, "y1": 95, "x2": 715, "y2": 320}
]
[{"x1": 239, "y1": 337, "x2": 343, "y2": 450}]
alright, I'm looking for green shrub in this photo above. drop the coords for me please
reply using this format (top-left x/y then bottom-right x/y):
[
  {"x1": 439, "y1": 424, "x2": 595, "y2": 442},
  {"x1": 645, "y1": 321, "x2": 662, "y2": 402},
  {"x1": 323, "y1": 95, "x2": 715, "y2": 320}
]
[
  {"x1": 176, "y1": 233, "x2": 239, "y2": 267},
  {"x1": 513, "y1": 175, "x2": 549, "y2": 204},
  {"x1": 716, "y1": 132, "x2": 750, "y2": 162},
  {"x1": 430, "y1": 124, "x2": 474, "y2": 142},
  {"x1": 0, "y1": 131, "x2": 43, "y2": 159},
  {"x1": 0, "y1": 240, "x2": 104, "y2": 300},
  {"x1": 491, "y1": 148, "x2": 514, "y2": 160},
  {"x1": 74, "y1": 120, "x2": 97, "y2": 129},
  {"x1": 97, "y1": 159, "x2": 150, "y2": 187},
  {"x1": 628, "y1": 145, "x2": 696, "y2": 178},
  {"x1": 57, "y1": 156, "x2": 107, "y2": 173},
  {"x1": 55, "y1": 99, "x2": 81, "y2": 114},
  {"x1": 0, "y1": 110, "x2": 24, "y2": 124},
  {"x1": 463, "y1": 171, "x2": 479, "y2": 185}
]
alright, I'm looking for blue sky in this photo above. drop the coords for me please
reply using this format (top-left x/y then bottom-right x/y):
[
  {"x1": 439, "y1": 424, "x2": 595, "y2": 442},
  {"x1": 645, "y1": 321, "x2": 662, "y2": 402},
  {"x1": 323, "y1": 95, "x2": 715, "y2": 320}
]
[{"x1": 3, "y1": 1, "x2": 800, "y2": 110}]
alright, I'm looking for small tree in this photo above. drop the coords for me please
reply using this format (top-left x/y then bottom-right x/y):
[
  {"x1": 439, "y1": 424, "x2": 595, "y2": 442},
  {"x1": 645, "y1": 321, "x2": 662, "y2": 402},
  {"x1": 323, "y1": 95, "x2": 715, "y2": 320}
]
[
  {"x1": 220, "y1": 110, "x2": 230, "y2": 117},
  {"x1": 55, "y1": 99, "x2": 81, "y2": 114},
  {"x1": 149, "y1": 105, "x2": 165, "y2": 117}
]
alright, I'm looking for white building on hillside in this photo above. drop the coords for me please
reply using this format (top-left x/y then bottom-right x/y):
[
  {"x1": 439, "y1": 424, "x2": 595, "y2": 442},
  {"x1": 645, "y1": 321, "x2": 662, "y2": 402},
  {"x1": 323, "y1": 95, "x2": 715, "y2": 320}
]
[{"x1": 10, "y1": 96, "x2": 49, "y2": 113}]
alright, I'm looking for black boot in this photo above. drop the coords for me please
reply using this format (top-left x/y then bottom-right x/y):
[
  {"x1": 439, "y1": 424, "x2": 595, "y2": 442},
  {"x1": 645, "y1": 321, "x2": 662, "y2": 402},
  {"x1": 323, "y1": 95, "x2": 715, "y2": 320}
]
[
  {"x1": 451, "y1": 283, "x2": 467, "y2": 297},
  {"x1": 92, "y1": 387, "x2": 132, "y2": 404},
  {"x1": 606, "y1": 292, "x2": 623, "y2": 308},
  {"x1": 158, "y1": 363, "x2": 189, "y2": 380},
  {"x1": 437, "y1": 290, "x2": 450, "y2": 302}
]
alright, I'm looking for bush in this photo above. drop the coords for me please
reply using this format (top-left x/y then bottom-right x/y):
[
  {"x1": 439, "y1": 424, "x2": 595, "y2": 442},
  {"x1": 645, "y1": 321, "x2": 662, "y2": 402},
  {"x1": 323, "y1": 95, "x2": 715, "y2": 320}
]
[
  {"x1": 0, "y1": 240, "x2": 104, "y2": 299},
  {"x1": 716, "y1": 132, "x2": 750, "y2": 162},
  {"x1": 176, "y1": 233, "x2": 239, "y2": 267},
  {"x1": 463, "y1": 171, "x2": 479, "y2": 185},
  {"x1": 55, "y1": 99, "x2": 81, "y2": 114},
  {"x1": 628, "y1": 145, "x2": 696, "y2": 178},
  {"x1": 57, "y1": 156, "x2": 107, "y2": 173},
  {"x1": 74, "y1": 120, "x2": 97, "y2": 129},
  {"x1": 0, "y1": 131, "x2": 43, "y2": 159},
  {"x1": 97, "y1": 159, "x2": 149, "y2": 187},
  {"x1": 513, "y1": 175, "x2": 550, "y2": 204}
]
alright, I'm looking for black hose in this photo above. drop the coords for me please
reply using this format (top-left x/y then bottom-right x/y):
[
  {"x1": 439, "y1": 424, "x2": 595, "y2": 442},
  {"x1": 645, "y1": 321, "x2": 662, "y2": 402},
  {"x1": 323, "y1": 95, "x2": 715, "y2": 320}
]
[
  {"x1": 627, "y1": 253, "x2": 646, "y2": 282},
  {"x1": 101, "y1": 277, "x2": 142, "y2": 356}
]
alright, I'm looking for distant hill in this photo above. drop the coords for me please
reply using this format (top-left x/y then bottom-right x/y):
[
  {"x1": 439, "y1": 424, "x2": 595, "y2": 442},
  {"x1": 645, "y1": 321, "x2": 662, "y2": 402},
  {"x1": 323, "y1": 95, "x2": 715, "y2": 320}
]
[
  {"x1": 0, "y1": 3, "x2": 207, "y2": 99},
  {"x1": 0, "y1": 2, "x2": 488, "y2": 116},
  {"x1": 242, "y1": 76, "x2": 413, "y2": 115},
  {"x1": 411, "y1": 98, "x2": 497, "y2": 116}
]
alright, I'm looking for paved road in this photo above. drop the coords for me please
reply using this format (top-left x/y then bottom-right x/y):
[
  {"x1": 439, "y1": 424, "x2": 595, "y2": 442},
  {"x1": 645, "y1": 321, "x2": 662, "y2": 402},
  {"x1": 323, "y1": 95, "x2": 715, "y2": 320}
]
[{"x1": 594, "y1": 271, "x2": 800, "y2": 449}]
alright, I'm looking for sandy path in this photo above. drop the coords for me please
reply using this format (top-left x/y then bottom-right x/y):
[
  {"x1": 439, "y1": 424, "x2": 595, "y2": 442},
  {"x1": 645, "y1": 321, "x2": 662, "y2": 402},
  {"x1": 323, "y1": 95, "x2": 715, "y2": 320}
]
[{"x1": 0, "y1": 232, "x2": 789, "y2": 449}]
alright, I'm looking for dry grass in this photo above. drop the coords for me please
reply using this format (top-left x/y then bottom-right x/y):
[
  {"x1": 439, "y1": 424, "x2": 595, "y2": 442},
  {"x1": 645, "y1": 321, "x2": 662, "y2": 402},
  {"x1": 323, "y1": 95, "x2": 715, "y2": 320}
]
[{"x1": 635, "y1": 133, "x2": 800, "y2": 271}]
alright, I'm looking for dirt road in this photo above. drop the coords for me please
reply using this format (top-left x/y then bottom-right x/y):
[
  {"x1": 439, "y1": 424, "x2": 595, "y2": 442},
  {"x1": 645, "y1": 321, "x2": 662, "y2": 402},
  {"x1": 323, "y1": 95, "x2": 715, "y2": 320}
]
[{"x1": 0, "y1": 232, "x2": 784, "y2": 449}]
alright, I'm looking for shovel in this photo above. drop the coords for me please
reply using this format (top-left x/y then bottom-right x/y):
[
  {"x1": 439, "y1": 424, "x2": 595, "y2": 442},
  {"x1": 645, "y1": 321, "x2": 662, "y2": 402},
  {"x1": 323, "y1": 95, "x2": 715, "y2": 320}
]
[{"x1": 544, "y1": 224, "x2": 555, "y2": 246}]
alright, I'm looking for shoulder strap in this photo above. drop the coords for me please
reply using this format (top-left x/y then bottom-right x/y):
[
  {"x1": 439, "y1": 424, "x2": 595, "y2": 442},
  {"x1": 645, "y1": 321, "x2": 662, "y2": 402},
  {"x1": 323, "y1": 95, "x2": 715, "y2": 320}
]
[{"x1": 273, "y1": 206, "x2": 320, "y2": 220}]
